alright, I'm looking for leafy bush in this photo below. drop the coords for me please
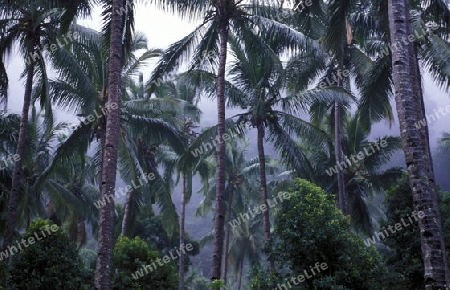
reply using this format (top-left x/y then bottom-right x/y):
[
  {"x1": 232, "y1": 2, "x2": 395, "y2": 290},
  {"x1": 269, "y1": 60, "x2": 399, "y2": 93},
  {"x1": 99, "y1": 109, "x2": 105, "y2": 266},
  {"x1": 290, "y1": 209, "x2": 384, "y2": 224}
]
[
  {"x1": 8, "y1": 218, "x2": 92, "y2": 289},
  {"x1": 252, "y1": 179, "x2": 389, "y2": 289},
  {"x1": 380, "y1": 174, "x2": 450, "y2": 289},
  {"x1": 112, "y1": 236, "x2": 178, "y2": 290}
]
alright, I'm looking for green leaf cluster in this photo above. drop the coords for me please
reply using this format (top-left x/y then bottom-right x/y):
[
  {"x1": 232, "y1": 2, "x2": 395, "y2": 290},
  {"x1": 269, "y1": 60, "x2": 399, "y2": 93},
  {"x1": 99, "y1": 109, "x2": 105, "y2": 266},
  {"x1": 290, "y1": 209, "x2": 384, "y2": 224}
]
[
  {"x1": 262, "y1": 179, "x2": 388, "y2": 289},
  {"x1": 380, "y1": 174, "x2": 450, "y2": 289},
  {"x1": 112, "y1": 236, "x2": 178, "y2": 290},
  {"x1": 8, "y1": 218, "x2": 91, "y2": 290}
]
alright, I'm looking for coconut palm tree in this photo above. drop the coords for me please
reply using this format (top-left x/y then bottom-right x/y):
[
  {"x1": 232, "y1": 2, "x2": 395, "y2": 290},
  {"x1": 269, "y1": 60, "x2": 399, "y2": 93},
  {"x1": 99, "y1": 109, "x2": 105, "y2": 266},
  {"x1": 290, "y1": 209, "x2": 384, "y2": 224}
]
[
  {"x1": 147, "y1": 0, "x2": 319, "y2": 279},
  {"x1": 43, "y1": 25, "x2": 187, "y2": 238},
  {"x1": 224, "y1": 33, "x2": 355, "y2": 270},
  {"x1": 195, "y1": 140, "x2": 265, "y2": 288},
  {"x1": 0, "y1": 0, "x2": 93, "y2": 110},
  {"x1": 255, "y1": 1, "x2": 396, "y2": 216},
  {"x1": 147, "y1": 1, "x2": 245, "y2": 280},
  {"x1": 299, "y1": 113, "x2": 403, "y2": 234},
  {"x1": 153, "y1": 77, "x2": 204, "y2": 290},
  {"x1": 0, "y1": 0, "x2": 68, "y2": 251},
  {"x1": 387, "y1": 0, "x2": 449, "y2": 287},
  {"x1": 0, "y1": 109, "x2": 98, "y2": 248}
]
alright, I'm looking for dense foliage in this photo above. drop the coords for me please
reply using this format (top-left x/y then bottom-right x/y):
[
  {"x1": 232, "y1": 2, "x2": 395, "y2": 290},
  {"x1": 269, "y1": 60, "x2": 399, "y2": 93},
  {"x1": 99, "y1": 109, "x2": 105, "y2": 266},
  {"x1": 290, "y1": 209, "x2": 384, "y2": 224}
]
[
  {"x1": 0, "y1": 0, "x2": 449, "y2": 288},
  {"x1": 112, "y1": 236, "x2": 178, "y2": 290},
  {"x1": 7, "y1": 219, "x2": 91, "y2": 289},
  {"x1": 380, "y1": 174, "x2": 450, "y2": 289},
  {"x1": 251, "y1": 179, "x2": 389, "y2": 289}
]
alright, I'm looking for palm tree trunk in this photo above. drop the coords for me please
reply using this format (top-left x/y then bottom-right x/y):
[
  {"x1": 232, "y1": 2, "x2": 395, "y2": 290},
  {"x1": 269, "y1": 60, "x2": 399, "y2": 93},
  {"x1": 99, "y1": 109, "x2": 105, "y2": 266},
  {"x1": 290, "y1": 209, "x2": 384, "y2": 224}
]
[
  {"x1": 410, "y1": 39, "x2": 450, "y2": 286},
  {"x1": 94, "y1": 0, "x2": 123, "y2": 288},
  {"x1": 237, "y1": 245, "x2": 245, "y2": 290},
  {"x1": 222, "y1": 187, "x2": 234, "y2": 285},
  {"x1": 179, "y1": 172, "x2": 187, "y2": 290},
  {"x1": 334, "y1": 99, "x2": 347, "y2": 216},
  {"x1": 3, "y1": 45, "x2": 35, "y2": 251},
  {"x1": 98, "y1": 90, "x2": 107, "y2": 190},
  {"x1": 77, "y1": 215, "x2": 86, "y2": 247},
  {"x1": 334, "y1": 49, "x2": 348, "y2": 215},
  {"x1": 211, "y1": 19, "x2": 229, "y2": 282},
  {"x1": 257, "y1": 124, "x2": 274, "y2": 272},
  {"x1": 121, "y1": 191, "x2": 132, "y2": 236},
  {"x1": 388, "y1": 0, "x2": 449, "y2": 288}
]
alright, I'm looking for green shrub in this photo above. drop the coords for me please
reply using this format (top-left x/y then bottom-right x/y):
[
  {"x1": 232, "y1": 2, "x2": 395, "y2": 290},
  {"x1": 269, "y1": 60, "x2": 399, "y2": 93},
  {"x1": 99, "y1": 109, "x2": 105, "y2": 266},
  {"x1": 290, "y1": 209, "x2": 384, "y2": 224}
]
[
  {"x1": 8, "y1": 218, "x2": 92, "y2": 289},
  {"x1": 380, "y1": 174, "x2": 450, "y2": 289},
  {"x1": 252, "y1": 179, "x2": 389, "y2": 289},
  {"x1": 112, "y1": 236, "x2": 178, "y2": 290}
]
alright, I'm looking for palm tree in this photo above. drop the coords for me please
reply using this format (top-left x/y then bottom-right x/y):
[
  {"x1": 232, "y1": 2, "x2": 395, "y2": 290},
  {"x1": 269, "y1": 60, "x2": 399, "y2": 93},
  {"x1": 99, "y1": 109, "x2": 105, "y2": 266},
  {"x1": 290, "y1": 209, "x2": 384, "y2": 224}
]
[
  {"x1": 195, "y1": 140, "x2": 265, "y2": 288},
  {"x1": 95, "y1": 0, "x2": 124, "y2": 285},
  {"x1": 0, "y1": 0, "x2": 92, "y2": 109},
  {"x1": 299, "y1": 113, "x2": 403, "y2": 233},
  {"x1": 322, "y1": 0, "x2": 360, "y2": 216},
  {"x1": 272, "y1": 0, "x2": 398, "y2": 217},
  {"x1": 387, "y1": 0, "x2": 449, "y2": 287},
  {"x1": 0, "y1": 0, "x2": 67, "y2": 251},
  {"x1": 150, "y1": 0, "x2": 246, "y2": 280},
  {"x1": 182, "y1": 29, "x2": 352, "y2": 273},
  {"x1": 228, "y1": 217, "x2": 263, "y2": 290},
  {"x1": 224, "y1": 34, "x2": 351, "y2": 271},
  {"x1": 167, "y1": 81, "x2": 201, "y2": 290},
  {"x1": 148, "y1": 0, "x2": 317, "y2": 279},
  {"x1": 45, "y1": 24, "x2": 188, "y2": 241},
  {"x1": 0, "y1": 109, "x2": 98, "y2": 247}
]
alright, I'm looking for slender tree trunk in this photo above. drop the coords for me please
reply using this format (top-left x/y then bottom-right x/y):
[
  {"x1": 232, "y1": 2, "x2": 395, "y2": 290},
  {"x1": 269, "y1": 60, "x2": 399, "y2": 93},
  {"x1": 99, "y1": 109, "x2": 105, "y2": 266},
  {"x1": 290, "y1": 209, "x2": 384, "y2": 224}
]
[
  {"x1": 222, "y1": 187, "x2": 234, "y2": 285},
  {"x1": 3, "y1": 45, "x2": 35, "y2": 251},
  {"x1": 388, "y1": 0, "x2": 449, "y2": 288},
  {"x1": 257, "y1": 124, "x2": 274, "y2": 272},
  {"x1": 94, "y1": 0, "x2": 123, "y2": 288},
  {"x1": 335, "y1": 35, "x2": 348, "y2": 214},
  {"x1": 98, "y1": 90, "x2": 107, "y2": 190},
  {"x1": 211, "y1": 19, "x2": 229, "y2": 282},
  {"x1": 77, "y1": 215, "x2": 86, "y2": 247},
  {"x1": 179, "y1": 173, "x2": 187, "y2": 290},
  {"x1": 334, "y1": 99, "x2": 347, "y2": 216},
  {"x1": 121, "y1": 191, "x2": 132, "y2": 237},
  {"x1": 237, "y1": 245, "x2": 245, "y2": 290}
]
